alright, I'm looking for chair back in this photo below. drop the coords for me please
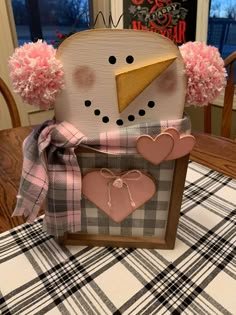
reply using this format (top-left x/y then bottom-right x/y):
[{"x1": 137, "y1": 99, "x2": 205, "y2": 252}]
[
  {"x1": 204, "y1": 51, "x2": 236, "y2": 138},
  {"x1": 0, "y1": 77, "x2": 21, "y2": 128}
]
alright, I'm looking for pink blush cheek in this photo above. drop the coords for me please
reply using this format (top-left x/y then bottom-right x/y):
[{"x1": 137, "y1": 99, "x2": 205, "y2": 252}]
[
  {"x1": 157, "y1": 69, "x2": 177, "y2": 92},
  {"x1": 73, "y1": 66, "x2": 96, "y2": 89}
]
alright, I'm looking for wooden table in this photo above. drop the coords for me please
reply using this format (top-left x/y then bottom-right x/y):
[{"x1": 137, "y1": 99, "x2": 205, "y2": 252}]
[
  {"x1": 0, "y1": 126, "x2": 236, "y2": 233},
  {"x1": 1, "y1": 161, "x2": 235, "y2": 314}
]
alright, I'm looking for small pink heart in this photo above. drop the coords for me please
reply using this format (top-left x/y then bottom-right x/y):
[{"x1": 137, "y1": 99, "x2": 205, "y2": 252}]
[
  {"x1": 136, "y1": 133, "x2": 174, "y2": 165},
  {"x1": 82, "y1": 169, "x2": 156, "y2": 222},
  {"x1": 164, "y1": 128, "x2": 196, "y2": 160}
]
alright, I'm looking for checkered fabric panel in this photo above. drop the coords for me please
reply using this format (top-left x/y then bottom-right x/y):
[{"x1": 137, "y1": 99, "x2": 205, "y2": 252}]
[
  {"x1": 77, "y1": 153, "x2": 175, "y2": 238},
  {"x1": 0, "y1": 161, "x2": 235, "y2": 315}
]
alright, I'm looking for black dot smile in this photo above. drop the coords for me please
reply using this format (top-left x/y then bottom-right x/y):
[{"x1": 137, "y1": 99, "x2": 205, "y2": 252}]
[
  {"x1": 139, "y1": 109, "x2": 145, "y2": 116},
  {"x1": 84, "y1": 100, "x2": 156, "y2": 126},
  {"x1": 148, "y1": 101, "x2": 155, "y2": 108},
  {"x1": 116, "y1": 119, "x2": 123, "y2": 126},
  {"x1": 94, "y1": 109, "x2": 100, "y2": 116},
  {"x1": 128, "y1": 115, "x2": 135, "y2": 121},
  {"x1": 84, "y1": 100, "x2": 91, "y2": 107},
  {"x1": 102, "y1": 116, "x2": 109, "y2": 123}
]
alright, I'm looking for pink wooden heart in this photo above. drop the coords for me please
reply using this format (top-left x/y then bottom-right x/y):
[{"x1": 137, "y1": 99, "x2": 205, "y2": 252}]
[
  {"x1": 164, "y1": 128, "x2": 196, "y2": 160},
  {"x1": 136, "y1": 133, "x2": 174, "y2": 165},
  {"x1": 82, "y1": 169, "x2": 156, "y2": 223}
]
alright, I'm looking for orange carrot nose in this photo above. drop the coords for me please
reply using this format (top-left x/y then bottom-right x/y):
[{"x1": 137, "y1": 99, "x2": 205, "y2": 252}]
[{"x1": 116, "y1": 56, "x2": 176, "y2": 113}]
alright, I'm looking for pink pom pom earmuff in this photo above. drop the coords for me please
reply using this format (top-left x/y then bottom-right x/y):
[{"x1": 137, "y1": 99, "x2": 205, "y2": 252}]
[
  {"x1": 179, "y1": 41, "x2": 227, "y2": 107},
  {"x1": 9, "y1": 40, "x2": 64, "y2": 110}
]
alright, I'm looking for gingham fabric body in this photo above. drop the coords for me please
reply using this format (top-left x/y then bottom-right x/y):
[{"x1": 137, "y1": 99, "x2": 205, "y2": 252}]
[
  {"x1": 13, "y1": 115, "x2": 191, "y2": 237},
  {"x1": 75, "y1": 154, "x2": 174, "y2": 239}
]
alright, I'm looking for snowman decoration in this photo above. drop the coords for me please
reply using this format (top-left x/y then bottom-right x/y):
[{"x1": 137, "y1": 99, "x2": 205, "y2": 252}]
[
  {"x1": 55, "y1": 29, "x2": 185, "y2": 135},
  {"x1": 9, "y1": 29, "x2": 226, "y2": 243}
]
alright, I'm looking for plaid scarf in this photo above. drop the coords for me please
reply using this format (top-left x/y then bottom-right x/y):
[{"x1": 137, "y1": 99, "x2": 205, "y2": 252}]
[{"x1": 13, "y1": 116, "x2": 190, "y2": 236}]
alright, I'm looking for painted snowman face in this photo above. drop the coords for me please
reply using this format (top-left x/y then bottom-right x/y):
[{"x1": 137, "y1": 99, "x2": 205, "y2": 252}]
[{"x1": 55, "y1": 29, "x2": 186, "y2": 137}]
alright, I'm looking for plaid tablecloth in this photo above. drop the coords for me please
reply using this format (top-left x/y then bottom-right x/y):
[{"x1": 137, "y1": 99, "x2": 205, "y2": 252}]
[{"x1": 0, "y1": 161, "x2": 236, "y2": 315}]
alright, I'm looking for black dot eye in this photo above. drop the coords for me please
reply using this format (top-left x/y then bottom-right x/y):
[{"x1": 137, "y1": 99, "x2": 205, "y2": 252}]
[
  {"x1": 148, "y1": 101, "x2": 155, "y2": 108},
  {"x1": 126, "y1": 56, "x2": 134, "y2": 63},
  {"x1": 139, "y1": 109, "x2": 145, "y2": 116},
  {"x1": 85, "y1": 100, "x2": 91, "y2": 107},
  {"x1": 102, "y1": 116, "x2": 109, "y2": 123},
  {"x1": 109, "y1": 56, "x2": 116, "y2": 64},
  {"x1": 94, "y1": 109, "x2": 100, "y2": 116},
  {"x1": 116, "y1": 119, "x2": 123, "y2": 126},
  {"x1": 128, "y1": 115, "x2": 135, "y2": 121},
  {"x1": 126, "y1": 55, "x2": 134, "y2": 64}
]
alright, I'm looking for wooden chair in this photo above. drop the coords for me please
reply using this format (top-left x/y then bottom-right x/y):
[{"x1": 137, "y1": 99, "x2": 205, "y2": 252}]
[
  {"x1": 190, "y1": 52, "x2": 236, "y2": 179},
  {"x1": 204, "y1": 51, "x2": 236, "y2": 138},
  {"x1": 0, "y1": 77, "x2": 21, "y2": 128}
]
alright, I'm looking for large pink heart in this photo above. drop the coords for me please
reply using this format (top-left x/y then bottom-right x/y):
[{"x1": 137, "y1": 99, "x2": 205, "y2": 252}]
[
  {"x1": 136, "y1": 133, "x2": 174, "y2": 165},
  {"x1": 164, "y1": 128, "x2": 196, "y2": 160},
  {"x1": 82, "y1": 169, "x2": 156, "y2": 222}
]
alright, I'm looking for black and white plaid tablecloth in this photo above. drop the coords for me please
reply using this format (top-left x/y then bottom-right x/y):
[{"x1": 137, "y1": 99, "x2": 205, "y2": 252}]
[{"x1": 0, "y1": 161, "x2": 236, "y2": 315}]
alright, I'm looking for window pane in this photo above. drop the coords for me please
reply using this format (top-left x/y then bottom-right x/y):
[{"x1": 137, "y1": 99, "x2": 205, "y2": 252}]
[
  {"x1": 11, "y1": 0, "x2": 30, "y2": 45},
  {"x1": 208, "y1": 0, "x2": 236, "y2": 59},
  {"x1": 39, "y1": 0, "x2": 91, "y2": 45},
  {"x1": 12, "y1": 0, "x2": 92, "y2": 46}
]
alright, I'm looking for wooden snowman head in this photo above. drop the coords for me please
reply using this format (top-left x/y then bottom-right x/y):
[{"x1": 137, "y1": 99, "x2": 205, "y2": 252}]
[
  {"x1": 55, "y1": 29, "x2": 186, "y2": 137},
  {"x1": 9, "y1": 29, "x2": 226, "y2": 135}
]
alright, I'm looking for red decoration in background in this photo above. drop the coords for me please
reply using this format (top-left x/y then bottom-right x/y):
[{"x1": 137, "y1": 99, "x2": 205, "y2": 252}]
[{"x1": 123, "y1": 0, "x2": 197, "y2": 45}]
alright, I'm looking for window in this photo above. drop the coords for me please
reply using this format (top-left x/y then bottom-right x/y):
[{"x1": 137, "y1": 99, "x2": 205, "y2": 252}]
[
  {"x1": 11, "y1": 0, "x2": 92, "y2": 46},
  {"x1": 208, "y1": 0, "x2": 236, "y2": 59},
  {"x1": 208, "y1": 0, "x2": 236, "y2": 84}
]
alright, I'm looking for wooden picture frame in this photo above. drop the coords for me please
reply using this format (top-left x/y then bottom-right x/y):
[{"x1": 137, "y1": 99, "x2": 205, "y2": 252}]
[
  {"x1": 51, "y1": 29, "x2": 192, "y2": 249},
  {"x1": 58, "y1": 154, "x2": 189, "y2": 249}
]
